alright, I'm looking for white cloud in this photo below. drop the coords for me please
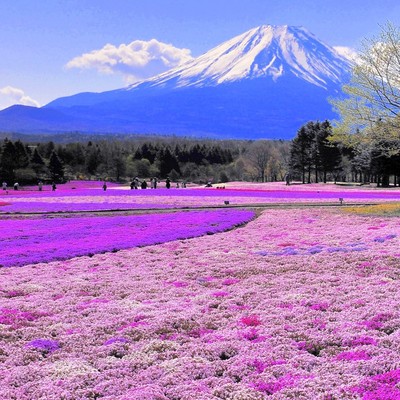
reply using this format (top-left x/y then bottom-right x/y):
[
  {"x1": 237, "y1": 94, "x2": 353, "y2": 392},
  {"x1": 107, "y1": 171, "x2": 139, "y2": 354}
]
[
  {"x1": 66, "y1": 39, "x2": 194, "y2": 82},
  {"x1": 333, "y1": 46, "x2": 360, "y2": 63},
  {"x1": 0, "y1": 86, "x2": 40, "y2": 110}
]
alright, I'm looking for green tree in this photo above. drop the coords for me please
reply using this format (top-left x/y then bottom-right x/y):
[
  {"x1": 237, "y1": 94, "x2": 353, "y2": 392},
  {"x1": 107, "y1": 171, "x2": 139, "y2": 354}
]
[
  {"x1": 85, "y1": 145, "x2": 102, "y2": 175},
  {"x1": 157, "y1": 147, "x2": 180, "y2": 178},
  {"x1": 316, "y1": 121, "x2": 342, "y2": 183},
  {"x1": 0, "y1": 139, "x2": 17, "y2": 182},
  {"x1": 14, "y1": 140, "x2": 30, "y2": 169},
  {"x1": 30, "y1": 148, "x2": 47, "y2": 178},
  {"x1": 331, "y1": 22, "x2": 400, "y2": 155},
  {"x1": 289, "y1": 123, "x2": 314, "y2": 183},
  {"x1": 48, "y1": 150, "x2": 64, "y2": 182}
]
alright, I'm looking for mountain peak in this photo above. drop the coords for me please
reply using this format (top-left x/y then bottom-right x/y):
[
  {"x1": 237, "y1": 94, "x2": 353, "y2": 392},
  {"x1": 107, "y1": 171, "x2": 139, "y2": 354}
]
[{"x1": 127, "y1": 24, "x2": 351, "y2": 91}]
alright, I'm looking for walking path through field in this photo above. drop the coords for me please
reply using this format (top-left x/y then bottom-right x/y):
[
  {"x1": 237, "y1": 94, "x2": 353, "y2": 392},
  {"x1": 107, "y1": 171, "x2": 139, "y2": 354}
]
[{"x1": 0, "y1": 201, "x2": 380, "y2": 218}]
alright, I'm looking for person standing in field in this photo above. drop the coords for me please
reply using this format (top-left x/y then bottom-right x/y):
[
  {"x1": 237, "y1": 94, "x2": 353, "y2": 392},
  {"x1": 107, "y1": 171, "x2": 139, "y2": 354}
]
[
  {"x1": 2, "y1": 182, "x2": 7, "y2": 190},
  {"x1": 38, "y1": 181, "x2": 43, "y2": 191},
  {"x1": 150, "y1": 177, "x2": 158, "y2": 189},
  {"x1": 102, "y1": 182, "x2": 107, "y2": 191},
  {"x1": 52, "y1": 182, "x2": 56, "y2": 191},
  {"x1": 165, "y1": 177, "x2": 171, "y2": 189}
]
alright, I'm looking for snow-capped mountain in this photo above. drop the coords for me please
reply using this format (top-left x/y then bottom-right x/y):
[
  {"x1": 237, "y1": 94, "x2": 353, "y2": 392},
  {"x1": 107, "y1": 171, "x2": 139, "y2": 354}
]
[
  {"x1": 0, "y1": 25, "x2": 353, "y2": 139},
  {"x1": 127, "y1": 25, "x2": 351, "y2": 90}
]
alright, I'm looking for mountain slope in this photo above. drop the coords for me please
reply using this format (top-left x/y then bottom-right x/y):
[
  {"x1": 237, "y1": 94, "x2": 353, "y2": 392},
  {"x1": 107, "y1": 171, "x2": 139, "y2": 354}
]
[
  {"x1": 0, "y1": 25, "x2": 352, "y2": 139},
  {"x1": 125, "y1": 25, "x2": 351, "y2": 90}
]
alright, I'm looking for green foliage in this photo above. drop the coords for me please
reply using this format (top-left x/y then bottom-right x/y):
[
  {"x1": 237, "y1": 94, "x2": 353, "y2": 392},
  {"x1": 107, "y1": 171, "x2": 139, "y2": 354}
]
[
  {"x1": 219, "y1": 171, "x2": 229, "y2": 183},
  {"x1": 0, "y1": 139, "x2": 17, "y2": 182},
  {"x1": 157, "y1": 147, "x2": 180, "y2": 178},
  {"x1": 0, "y1": 136, "x2": 291, "y2": 184},
  {"x1": 331, "y1": 22, "x2": 400, "y2": 155}
]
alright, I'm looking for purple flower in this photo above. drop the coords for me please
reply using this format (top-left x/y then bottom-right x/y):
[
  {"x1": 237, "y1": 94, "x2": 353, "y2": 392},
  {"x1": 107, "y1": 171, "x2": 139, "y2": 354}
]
[
  {"x1": 26, "y1": 339, "x2": 60, "y2": 353},
  {"x1": 336, "y1": 350, "x2": 371, "y2": 361},
  {"x1": 103, "y1": 337, "x2": 129, "y2": 345},
  {"x1": 347, "y1": 336, "x2": 378, "y2": 347},
  {"x1": 308, "y1": 246, "x2": 324, "y2": 254},
  {"x1": 310, "y1": 302, "x2": 329, "y2": 311}
]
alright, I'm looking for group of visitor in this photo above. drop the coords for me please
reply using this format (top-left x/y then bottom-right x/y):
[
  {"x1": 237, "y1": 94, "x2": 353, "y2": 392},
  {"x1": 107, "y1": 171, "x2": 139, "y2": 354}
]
[
  {"x1": 127, "y1": 177, "x2": 187, "y2": 190},
  {"x1": 2, "y1": 182, "x2": 19, "y2": 191},
  {"x1": 1, "y1": 178, "x2": 190, "y2": 193},
  {"x1": 1, "y1": 181, "x2": 57, "y2": 192}
]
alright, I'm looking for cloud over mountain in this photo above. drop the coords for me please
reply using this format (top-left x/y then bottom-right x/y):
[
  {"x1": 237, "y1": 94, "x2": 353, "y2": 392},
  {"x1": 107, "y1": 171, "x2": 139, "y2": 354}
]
[
  {"x1": 333, "y1": 46, "x2": 359, "y2": 63},
  {"x1": 66, "y1": 39, "x2": 193, "y2": 82},
  {"x1": 0, "y1": 86, "x2": 40, "y2": 110}
]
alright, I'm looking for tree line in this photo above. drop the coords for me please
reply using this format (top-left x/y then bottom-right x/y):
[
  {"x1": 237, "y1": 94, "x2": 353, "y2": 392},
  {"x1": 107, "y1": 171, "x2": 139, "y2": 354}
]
[
  {"x1": 0, "y1": 136, "x2": 292, "y2": 185},
  {"x1": 288, "y1": 120, "x2": 400, "y2": 186},
  {"x1": 2, "y1": 123, "x2": 399, "y2": 187}
]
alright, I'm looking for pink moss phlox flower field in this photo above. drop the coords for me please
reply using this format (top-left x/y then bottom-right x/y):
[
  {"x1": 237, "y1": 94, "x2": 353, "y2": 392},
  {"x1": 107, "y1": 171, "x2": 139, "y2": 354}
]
[
  {"x1": 1, "y1": 181, "x2": 400, "y2": 214},
  {"x1": 0, "y1": 210, "x2": 255, "y2": 267},
  {"x1": 1, "y1": 202, "x2": 400, "y2": 399}
]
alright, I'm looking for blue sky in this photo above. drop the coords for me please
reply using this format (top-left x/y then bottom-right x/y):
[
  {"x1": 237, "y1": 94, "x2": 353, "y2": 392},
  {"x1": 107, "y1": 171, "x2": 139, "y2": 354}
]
[{"x1": 1, "y1": 0, "x2": 399, "y2": 109}]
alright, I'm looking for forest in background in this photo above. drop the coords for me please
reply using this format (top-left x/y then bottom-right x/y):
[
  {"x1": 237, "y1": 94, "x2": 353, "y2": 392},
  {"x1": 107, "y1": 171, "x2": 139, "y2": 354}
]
[
  {"x1": 0, "y1": 134, "x2": 289, "y2": 185},
  {"x1": 1, "y1": 119, "x2": 399, "y2": 187}
]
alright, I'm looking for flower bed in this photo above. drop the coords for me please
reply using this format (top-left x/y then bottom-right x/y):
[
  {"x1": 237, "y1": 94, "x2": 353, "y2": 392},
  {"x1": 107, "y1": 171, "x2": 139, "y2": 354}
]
[
  {"x1": 1, "y1": 208, "x2": 400, "y2": 398},
  {"x1": 1, "y1": 184, "x2": 400, "y2": 214},
  {"x1": 0, "y1": 209, "x2": 255, "y2": 267}
]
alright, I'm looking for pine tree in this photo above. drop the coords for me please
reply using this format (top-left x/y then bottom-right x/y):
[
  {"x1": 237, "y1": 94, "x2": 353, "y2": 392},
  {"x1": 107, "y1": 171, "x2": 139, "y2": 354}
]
[
  {"x1": 157, "y1": 147, "x2": 180, "y2": 177},
  {"x1": 48, "y1": 150, "x2": 64, "y2": 182},
  {"x1": 289, "y1": 124, "x2": 314, "y2": 183},
  {"x1": 290, "y1": 121, "x2": 342, "y2": 183},
  {"x1": 30, "y1": 148, "x2": 46, "y2": 177},
  {"x1": 14, "y1": 140, "x2": 30, "y2": 169},
  {"x1": 0, "y1": 139, "x2": 17, "y2": 182},
  {"x1": 316, "y1": 121, "x2": 342, "y2": 183}
]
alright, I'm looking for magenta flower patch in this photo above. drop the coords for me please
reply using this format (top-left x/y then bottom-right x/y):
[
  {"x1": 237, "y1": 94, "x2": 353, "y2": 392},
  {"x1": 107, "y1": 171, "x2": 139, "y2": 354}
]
[
  {"x1": 336, "y1": 350, "x2": 371, "y2": 361},
  {"x1": 0, "y1": 209, "x2": 254, "y2": 267},
  {"x1": 240, "y1": 314, "x2": 262, "y2": 326},
  {"x1": 350, "y1": 369, "x2": 400, "y2": 398}
]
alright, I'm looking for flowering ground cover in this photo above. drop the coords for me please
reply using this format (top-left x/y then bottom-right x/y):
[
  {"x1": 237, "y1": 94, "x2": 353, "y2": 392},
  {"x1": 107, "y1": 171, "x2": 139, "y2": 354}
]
[
  {"x1": 1, "y1": 206, "x2": 400, "y2": 399},
  {"x1": 1, "y1": 183, "x2": 400, "y2": 214},
  {"x1": 0, "y1": 209, "x2": 255, "y2": 267}
]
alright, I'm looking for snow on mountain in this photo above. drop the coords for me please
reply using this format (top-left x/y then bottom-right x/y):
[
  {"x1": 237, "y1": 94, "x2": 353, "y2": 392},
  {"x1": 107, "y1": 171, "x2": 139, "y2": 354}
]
[{"x1": 127, "y1": 25, "x2": 352, "y2": 90}]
